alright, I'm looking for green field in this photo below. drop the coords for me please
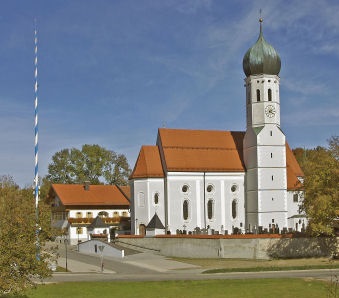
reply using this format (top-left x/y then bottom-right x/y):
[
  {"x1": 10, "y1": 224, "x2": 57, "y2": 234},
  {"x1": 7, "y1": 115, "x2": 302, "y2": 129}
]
[{"x1": 20, "y1": 279, "x2": 334, "y2": 298}]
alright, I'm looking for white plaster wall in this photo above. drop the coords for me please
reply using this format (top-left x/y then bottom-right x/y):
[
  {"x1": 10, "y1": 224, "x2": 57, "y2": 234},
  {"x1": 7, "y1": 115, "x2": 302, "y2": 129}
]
[
  {"x1": 67, "y1": 207, "x2": 130, "y2": 244},
  {"x1": 68, "y1": 209, "x2": 129, "y2": 218},
  {"x1": 258, "y1": 212, "x2": 287, "y2": 230},
  {"x1": 259, "y1": 190, "x2": 287, "y2": 212},
  {"x1": 257, "y1": 168, "x2": 287, "y2": 190},
  {"x1": 257, "y1": 126, "x2": 285, "y2": 145},
  {"x1": 165, "y1": 172, "x2": 245, "y2": 234},
  {"x1": 257, "y1": 146, "x2": 285, "y2": 168},
  {"x1": 131, "y1": 178, "x2": 164, "y2": 234},
  {"x1": 246, "y1": 169, "x2": 258, "y2": 191}
]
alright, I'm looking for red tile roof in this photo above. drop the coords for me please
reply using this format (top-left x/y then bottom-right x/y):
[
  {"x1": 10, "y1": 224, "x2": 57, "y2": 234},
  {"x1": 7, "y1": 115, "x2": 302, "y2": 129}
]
[
  {"x1": 130, "y1": 128, "x2": 304, "y2": 191},
  {"x1": 51, "y1": 184, "x2": 130, "y2": 207},
  {"x1": 286, "y1": 143, "x2": 304, "y2": 190},
  {"x1": 158, "y1": 128, "x2": 245, "y2": 172},
  {"x1": 130, "y1": 145, "x2": 165, "y2": 179}
]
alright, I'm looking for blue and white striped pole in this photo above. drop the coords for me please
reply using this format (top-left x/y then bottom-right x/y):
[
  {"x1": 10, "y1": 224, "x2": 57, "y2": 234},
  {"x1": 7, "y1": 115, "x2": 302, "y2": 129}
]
[{"x1": 34, "y1": 21, "x2": 40, "y2": 260}]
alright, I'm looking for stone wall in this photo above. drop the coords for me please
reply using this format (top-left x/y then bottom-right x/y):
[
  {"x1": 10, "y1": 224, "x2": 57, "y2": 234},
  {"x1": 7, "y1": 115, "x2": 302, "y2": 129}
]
[{"x1": 117, "y1": 235, "x2": 337, "y2": 259}]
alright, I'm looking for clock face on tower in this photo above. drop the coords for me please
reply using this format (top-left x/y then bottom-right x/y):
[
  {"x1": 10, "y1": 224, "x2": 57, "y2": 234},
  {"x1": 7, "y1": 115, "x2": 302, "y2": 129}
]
[{"x1": 265, "y1": 105, "x2": 276, "y2": 118}]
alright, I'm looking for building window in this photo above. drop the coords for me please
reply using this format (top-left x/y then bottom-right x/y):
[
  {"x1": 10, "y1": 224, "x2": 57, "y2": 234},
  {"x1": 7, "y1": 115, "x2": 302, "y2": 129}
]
[
  {"x1": 86, "y1": 212, "x2": 93, "y2": 218},
  {"x1": 293, "y1": 193, "x2": 299, "y2": 202},
  {"x1": 231, "y1": 184, "x2": 238, "y2": 192},
  {"x1": 207, "y1": 199, "x2": 214, "y2": 220},
  {"x1": 272, "y1": 175, "x2": 274, "y2": 181},
  {"x1": 154, "y1": 192, "x2": 159, "y2": 205},
  {"x1": 268, "y1": 88, "x2": 272, "y2": 101},
  {"x1": 256, "y1": 89, "x2": 260, "y2": 102},
  {"x1": 271, "y1": 152, "x2": 273, "y2": 158},
  {"x1": 98, "y1": 211, "x2": 108, "y2": 218},
  {"x1": 206, "y1": 184, "x2": 214, "y2": 193},
  {"x1": 183, "y1": 200, "x2": 189, "y2": 220},
  {"x1": 76, "y1": 212, "x2": 82, "y2": 219},
  {"x1": 76, "y1": 227, "x2": 83, "y2": 234},
  {"x1": 182, "y1": 184, "x2": 189, "y2": 193},
  {"x1": 232, "y1": 200, "x2": 237, "y2": 219},
  {"x1": 122, "y1": 211, "x2": 128, "y2": 217}
]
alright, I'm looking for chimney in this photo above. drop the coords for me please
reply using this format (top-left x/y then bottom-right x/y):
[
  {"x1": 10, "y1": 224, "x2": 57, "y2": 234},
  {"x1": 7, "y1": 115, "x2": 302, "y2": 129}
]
[{"x1": 84, "y1": 181, "x2": 90, "y2": 191}]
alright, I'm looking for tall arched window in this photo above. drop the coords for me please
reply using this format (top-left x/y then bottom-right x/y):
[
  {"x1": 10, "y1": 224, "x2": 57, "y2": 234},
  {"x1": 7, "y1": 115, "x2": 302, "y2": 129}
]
[
  {"x1": 207, "y1": 199, "x2": 214, "y2": 220},
  {"x1": 256, "y1": 89, "x2": 260, "y2": 102},
  {"x1": 232, "y1": 200, "x2": 237, "y2": 219},
  {"x1": 268, "y1": 88, "x2": 272, "y2": 101},
  {"x1": 183, "y1": 200, "x2": 189, "y2": 220}
]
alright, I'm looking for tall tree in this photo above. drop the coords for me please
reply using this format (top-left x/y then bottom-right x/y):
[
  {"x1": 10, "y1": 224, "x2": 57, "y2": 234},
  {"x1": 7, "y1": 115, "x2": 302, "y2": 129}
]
[
  {"x1": 294, "y1": 136, "x2": 339, "y2": 235},
  {"x1": 47, "y1": 144, "x2": 131, "y2": 185},
  {"x1": 0, "y1": 175, "x2": 54, "y2": 295}
]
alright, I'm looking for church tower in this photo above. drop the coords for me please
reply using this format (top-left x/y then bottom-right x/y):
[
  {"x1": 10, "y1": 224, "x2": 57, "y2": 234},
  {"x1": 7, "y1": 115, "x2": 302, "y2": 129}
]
[{"x1": 243, "y1": 18, "x2": 288, "y2": 232}]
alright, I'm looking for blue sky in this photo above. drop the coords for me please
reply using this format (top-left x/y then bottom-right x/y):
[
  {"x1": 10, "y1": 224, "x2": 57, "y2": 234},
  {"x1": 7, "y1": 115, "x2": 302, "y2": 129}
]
[{"x1": 1, "y1": 0, "x2": 338, "y2": 187}]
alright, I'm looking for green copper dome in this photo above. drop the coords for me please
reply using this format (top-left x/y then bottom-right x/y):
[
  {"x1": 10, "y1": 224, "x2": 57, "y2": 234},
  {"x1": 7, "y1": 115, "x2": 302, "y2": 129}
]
[{"x1": 243, "y1": 19, "x2": 281, "y2": 77}]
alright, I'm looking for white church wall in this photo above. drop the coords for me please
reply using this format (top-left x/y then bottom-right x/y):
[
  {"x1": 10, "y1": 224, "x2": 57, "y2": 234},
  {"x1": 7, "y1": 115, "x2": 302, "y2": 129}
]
[
  {"x1": 245, "y1": 169, "x2": 258, "y2": 191},
  {"x1": 243, "y1": 146, "x2": 258, "y2": 169},
  {"x1": 165, "y1": 172, "x2": 245, "y2": 235},
  {"x1": 257, "y1": 126, "x2": 285, "y2": 145},
  {"x1": 131, "y1": 178, "x2": 164, "y2": 235},
  {"x1": 287, "y1": 191, "x2": 302, "y2": 217},
  {"x1": 257, "y1": 146, "x2": 286, "y2": 168},
  {"x1": 258, "y1": 212, "x2": 287, "y2": 231},
  {"x1": 259, "y1": 190, "x2": 287, "y2": 212},
  {"x1": 257, "y1": 168, "x2": 287, "y2": 190},
  {"x1": 166, "y1": 173, "x2": 201, "y2": 234}
]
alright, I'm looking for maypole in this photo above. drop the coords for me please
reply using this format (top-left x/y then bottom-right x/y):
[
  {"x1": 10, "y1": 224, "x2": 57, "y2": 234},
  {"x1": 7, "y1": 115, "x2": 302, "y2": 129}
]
[{"x1": 34, "y1": 19, "x2": 40, "y2": 260}]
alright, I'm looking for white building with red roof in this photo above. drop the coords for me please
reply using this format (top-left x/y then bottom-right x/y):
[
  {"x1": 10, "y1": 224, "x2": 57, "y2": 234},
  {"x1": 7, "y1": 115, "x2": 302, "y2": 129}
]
[
  {"x1": 129, "y1": 20, "x2": 306, "y2": 236},
  {"x1": 48, "y1": 183, "x2": 130, "y2": 244}
]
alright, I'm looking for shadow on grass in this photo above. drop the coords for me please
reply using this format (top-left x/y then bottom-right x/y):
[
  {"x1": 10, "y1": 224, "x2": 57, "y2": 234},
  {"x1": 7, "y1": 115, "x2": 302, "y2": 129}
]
[
  {"x1": 203, "y1": 263, "x2": 339, "y2": 274},
  {"x1": 267, "y1": 236, "x2": 337, "y2": 258}
]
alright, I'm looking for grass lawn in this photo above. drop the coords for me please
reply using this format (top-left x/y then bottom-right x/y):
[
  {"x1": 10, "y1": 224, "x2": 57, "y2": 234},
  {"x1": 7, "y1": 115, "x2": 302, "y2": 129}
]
[
  {"x1": 22, "y1": 279, "x2": 333, "y2": 298},
  {"x1": 172, "y1": 257, "x2": 339, "y2": 271}
]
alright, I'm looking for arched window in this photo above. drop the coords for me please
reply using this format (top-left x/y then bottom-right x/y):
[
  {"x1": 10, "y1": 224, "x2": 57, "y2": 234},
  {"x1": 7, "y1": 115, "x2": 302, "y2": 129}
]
[
  {"x1": 154, "y1": 192, "x2": 159, "y2": 205},
  {"x1": 183, "y1": 200, "x2": 189, "y2": 220},
  {"x1": 207, "y1": 199, "x2": 214, "y2": 220},
  {"x1": 268, "y1": 88, "x2": 272, "y2": 101},
  {"x1": 256, "y1": 89, "x2": 260, "y2": 102},
  {"x1": 232, "y1": 200, "x2": 237, "y2": 219}
]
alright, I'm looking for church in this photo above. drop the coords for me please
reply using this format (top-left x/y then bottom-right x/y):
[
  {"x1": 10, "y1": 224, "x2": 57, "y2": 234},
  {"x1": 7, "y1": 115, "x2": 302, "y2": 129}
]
[{"x1": 129, "y1": 19, "x2": 306, "y2": 236}]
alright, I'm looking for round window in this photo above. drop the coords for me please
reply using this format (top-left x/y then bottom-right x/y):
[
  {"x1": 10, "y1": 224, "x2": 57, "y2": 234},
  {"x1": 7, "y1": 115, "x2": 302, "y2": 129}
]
[
  {"x1": 206, "y1": 184, "x2": 214, "y2": 193},
  {"x1": 182, "y1": 185, "x2": 189, "y2": 193},
  {"x1": 231, "y1": 184, "x2": 238, "y2": 192}
]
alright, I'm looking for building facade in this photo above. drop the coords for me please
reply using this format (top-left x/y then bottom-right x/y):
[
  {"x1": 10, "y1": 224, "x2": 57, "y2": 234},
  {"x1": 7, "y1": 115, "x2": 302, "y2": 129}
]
[
  {"x1": 129, "y1": 20, "x2": 306, "y2": 236},
  {"x1": 48, "y1": 183, "x2": 130, "y2": 244}
]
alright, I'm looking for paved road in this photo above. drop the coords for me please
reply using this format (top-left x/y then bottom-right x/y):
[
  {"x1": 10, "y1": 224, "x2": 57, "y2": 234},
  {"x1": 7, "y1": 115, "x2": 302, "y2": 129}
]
[
  {"x1": 48, "y1": 269, "x2": 339, "y2": 283},
  {"x1": 46, "y1": 244, "x2": 339, "y2": 283}
]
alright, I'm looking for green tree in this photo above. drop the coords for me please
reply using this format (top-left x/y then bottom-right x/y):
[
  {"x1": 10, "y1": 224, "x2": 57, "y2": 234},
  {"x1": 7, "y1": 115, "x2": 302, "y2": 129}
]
[
  {"x1": 294, "y1": 136, "x2": 339, "y2": 236},
  {"x1": 0, "y1": 175, "x2": 55, "y2": 295},
  {"x1": 47, "y1": 144, "x2": 131, "y2": 185}
]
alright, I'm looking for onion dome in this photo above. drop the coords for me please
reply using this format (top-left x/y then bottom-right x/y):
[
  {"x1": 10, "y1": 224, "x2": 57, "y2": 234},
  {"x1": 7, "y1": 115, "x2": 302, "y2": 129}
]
[{"x1": 243, "y1": 18, "x2": 281, "y2": 77}]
